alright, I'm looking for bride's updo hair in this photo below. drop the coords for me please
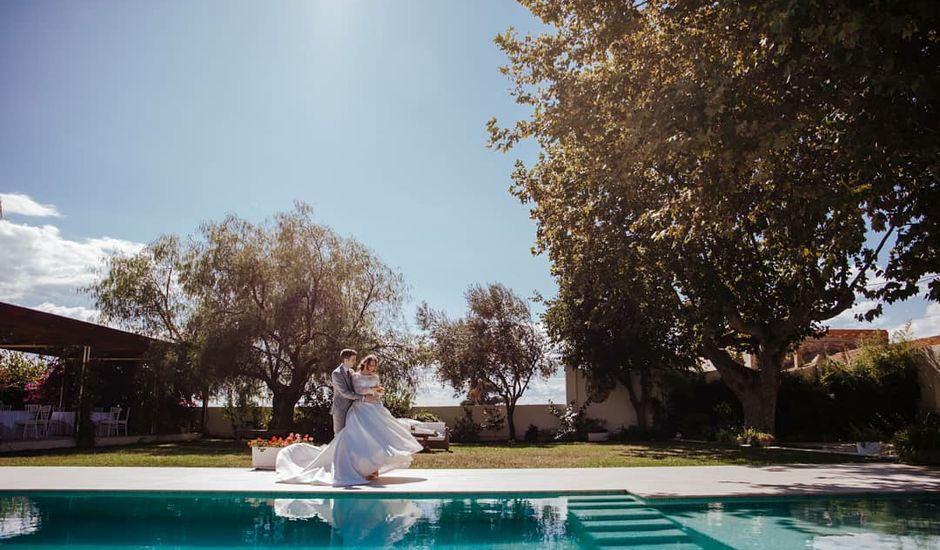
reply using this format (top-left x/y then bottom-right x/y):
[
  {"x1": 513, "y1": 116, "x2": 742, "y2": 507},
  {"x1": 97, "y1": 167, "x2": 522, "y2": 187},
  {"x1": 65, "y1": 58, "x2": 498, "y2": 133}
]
[{"x1": 358, "y1": 354, "x2": 378, "y2": 373}]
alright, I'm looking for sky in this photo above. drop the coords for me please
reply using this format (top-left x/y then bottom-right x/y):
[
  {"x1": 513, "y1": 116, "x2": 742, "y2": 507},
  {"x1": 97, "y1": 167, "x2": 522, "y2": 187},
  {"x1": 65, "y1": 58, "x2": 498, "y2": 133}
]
[{"x1": 1, "y1": 1, "x2": 938, "y2": 406}]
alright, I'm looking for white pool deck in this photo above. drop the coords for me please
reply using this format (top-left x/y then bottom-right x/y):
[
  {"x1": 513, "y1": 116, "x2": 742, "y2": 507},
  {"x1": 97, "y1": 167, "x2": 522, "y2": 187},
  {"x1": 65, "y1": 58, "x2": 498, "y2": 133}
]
[{"x1": 0, "y1": 463, "x2": 938, "y2": 499}]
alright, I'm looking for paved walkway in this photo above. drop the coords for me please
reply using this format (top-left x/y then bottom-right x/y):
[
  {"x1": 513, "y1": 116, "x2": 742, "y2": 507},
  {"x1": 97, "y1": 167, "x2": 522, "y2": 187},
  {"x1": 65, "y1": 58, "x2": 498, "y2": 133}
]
[{"x1": 0, "y1": 463, "x2": 938, "y2": 499}]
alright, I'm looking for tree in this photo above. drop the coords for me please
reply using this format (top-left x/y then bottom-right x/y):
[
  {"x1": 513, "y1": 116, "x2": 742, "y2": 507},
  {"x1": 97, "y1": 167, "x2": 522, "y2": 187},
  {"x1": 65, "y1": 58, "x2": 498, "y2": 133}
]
[
  {"x1": 490, "y1": 1, "x2": 938, "y2": 432},
  {"x1": 543, "y1": 251, "x2": 697, "y2": 431},
  {"x1": 419, "y1": 283, "x2": 558, "y2": 441},
  {"x1": 89, "y1": 234, "x2": 192, "y2": 343},
  {"x1": 186, "y1": 203, "x2": 409, "y2": 429},
  {"x1": 88, "y1": 234, "x2": 210, "y2": 433}
]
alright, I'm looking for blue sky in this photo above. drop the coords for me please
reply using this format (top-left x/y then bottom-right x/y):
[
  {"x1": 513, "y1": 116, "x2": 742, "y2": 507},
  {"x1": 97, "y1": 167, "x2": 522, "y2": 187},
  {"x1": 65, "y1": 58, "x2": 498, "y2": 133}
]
[{"x1": 1, "y1": 1, "x2": 937, "y2": 405}]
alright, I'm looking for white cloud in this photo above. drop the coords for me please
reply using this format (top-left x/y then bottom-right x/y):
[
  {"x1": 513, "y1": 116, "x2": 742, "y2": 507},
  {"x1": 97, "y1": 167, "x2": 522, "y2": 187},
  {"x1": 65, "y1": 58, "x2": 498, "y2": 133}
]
[
  {"x1": 0, "y1": 218, "x2": 144, "y2": 309},
  {"x1": 32, "y1": 302, "x2": 100, "y2": 323},
  {"x1": 895, "y1": 302, "x2": 940, "y2": 340},
  {"x1": 0, "y1": 193, "x2": 62, "y2": 218},
  {"x1": 413, "y1": 366, "x2": 566, "y2": 406}
]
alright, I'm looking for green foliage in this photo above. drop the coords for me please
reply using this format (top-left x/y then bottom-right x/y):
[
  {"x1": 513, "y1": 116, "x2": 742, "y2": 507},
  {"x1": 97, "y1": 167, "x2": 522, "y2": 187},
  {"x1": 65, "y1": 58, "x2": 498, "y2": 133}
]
[
  {"x1": 777, "y1": 337, "x2": 921, "y2": 441},
  {"x1": 523, "y1": 424, "x2": 539, "y2": 443},
  {"x1": 892, "y1": 414, "x2": 940, "y2": 465},
  {"x1": 548, "y1": 400, "x2": 603, "y2": 441},
  {"x1": 409, "y1": 409, "x2": 442, "y2": 423},
  {"x1": 657, "y1": 372, "x2": 743, "y2": 441},
  {"x1": 221, "y1": 378, "x2": 267, "y2": 433},
  {"x1": 419, "y1": 283, "x2": 558, "y2": 440},
  {"x1": 490, "y1": 0, "x2": 939, "y2": 433},
  {"x1": 450, "y1": 406, "x2": 482, "y2": 443},
  {"x1": 89, "y1": 203, "x2": 416, "y2": 431},
  {"x1": 381, "y1": 391, "x2": 413, "y2": 419}
]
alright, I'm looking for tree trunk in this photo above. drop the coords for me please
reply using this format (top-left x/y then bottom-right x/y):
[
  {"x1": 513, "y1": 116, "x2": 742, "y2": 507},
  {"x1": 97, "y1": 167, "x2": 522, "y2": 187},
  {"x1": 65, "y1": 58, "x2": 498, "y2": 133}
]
[
  {"x1": 622, "y1": 369, "x2": 650, "y2": 431},
  {"x1": 505, "y1": 401, "x2": 517, "y2": 442},
  {"x1": 742, "y1": 353, "x2": 782, "y2": 433},
  {"x1": 269, "y1": 391, "x2": 299, "y2": 431},
  {"x1": 706, "y1": 346, "x2": 784, "y2": 434}
]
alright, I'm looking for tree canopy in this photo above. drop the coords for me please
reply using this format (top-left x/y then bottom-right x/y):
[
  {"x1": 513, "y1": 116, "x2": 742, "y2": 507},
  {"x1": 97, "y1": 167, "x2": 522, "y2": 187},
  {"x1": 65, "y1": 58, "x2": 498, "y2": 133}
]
[
  {"x1": 491, "y1": 0, "x2": 938, "y2": 432},
  {"x1": 419, "y1": 283, "x2": 558, "y2": 440}
]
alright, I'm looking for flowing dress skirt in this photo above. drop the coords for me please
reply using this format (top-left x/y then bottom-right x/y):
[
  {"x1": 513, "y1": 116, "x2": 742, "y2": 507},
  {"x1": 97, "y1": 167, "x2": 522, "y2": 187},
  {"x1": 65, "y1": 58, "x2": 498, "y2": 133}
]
[{"x1": 275, "y1": 401, "x2": 424, "y2": 486}]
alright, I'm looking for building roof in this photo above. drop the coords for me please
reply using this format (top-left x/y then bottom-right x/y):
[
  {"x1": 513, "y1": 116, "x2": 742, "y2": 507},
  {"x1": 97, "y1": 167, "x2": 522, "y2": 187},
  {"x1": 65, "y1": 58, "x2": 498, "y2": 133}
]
[{"x1": 0, "y1": 302, "x2": 165, "y2": 360}]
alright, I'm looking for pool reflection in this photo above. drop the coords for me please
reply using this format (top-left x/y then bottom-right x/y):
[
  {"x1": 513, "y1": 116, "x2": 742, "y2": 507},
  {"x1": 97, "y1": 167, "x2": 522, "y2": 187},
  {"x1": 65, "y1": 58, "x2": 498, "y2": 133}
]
[{"x1": 0, "y1": 493, "x2": 574, "y2": 548}]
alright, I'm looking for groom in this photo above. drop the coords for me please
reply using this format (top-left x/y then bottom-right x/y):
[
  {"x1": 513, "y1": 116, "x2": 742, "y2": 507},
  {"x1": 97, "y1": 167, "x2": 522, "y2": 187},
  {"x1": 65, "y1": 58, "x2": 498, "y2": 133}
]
[{"x1": 331, "y1": 348, "x2": 377, "y2": 435}]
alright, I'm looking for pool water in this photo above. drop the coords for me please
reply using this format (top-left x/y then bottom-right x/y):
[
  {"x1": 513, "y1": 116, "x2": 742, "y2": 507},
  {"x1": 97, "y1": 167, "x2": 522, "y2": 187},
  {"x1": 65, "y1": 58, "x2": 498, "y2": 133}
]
[
  {"x1": 0, "y1": 491, "x2": 937, "y2": 549},
  {"x1": 653, "y1": 494, "x2": 940, "y2": 549}
]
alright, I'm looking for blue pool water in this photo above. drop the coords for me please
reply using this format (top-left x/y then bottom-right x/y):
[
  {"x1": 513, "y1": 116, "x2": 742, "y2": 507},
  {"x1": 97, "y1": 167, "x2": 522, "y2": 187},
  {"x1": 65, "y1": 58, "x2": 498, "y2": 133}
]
[{"x1": 0, "y1": 491, "x2": 937, "y2": 549}]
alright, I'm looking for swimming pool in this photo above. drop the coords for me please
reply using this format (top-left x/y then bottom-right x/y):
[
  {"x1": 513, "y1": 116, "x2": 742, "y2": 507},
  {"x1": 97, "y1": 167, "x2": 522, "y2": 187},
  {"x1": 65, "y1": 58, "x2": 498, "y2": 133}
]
[{"x1": 0, "y1": 491, "x2": 936, "y2": 548}]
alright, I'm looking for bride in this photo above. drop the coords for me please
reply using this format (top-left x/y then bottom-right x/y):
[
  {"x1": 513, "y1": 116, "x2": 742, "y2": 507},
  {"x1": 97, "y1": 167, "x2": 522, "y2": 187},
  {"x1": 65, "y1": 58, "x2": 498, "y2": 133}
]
[{"x1": 275, "y1": 354, "x2": 424, "y2": 486}]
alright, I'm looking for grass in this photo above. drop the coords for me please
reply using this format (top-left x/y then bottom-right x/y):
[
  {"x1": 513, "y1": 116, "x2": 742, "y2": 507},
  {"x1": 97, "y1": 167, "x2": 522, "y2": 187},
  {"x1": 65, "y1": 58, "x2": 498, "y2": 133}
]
[{"x1": 0, "y1": 438, "x2": 876, "y2": 468}]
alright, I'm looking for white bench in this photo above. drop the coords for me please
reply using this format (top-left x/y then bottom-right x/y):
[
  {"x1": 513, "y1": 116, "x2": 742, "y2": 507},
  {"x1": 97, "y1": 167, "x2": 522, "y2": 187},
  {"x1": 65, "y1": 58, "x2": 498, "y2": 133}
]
[{"x1": 397, "y1": 419, "x2": 450, "y2": 451}]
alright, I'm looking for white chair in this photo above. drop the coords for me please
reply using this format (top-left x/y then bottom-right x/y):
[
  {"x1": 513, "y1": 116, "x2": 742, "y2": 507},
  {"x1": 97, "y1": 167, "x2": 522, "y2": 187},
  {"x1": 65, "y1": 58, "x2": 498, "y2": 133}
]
[
  {"x1": 24, "y1": 404, "x2": 40, "y2": 413},
  {"x1": 100, "y1": 407, "x2": 130, "y2": 437},
  {"x1": 18, "y1": 405, "x2": 52, "y2": 439}
]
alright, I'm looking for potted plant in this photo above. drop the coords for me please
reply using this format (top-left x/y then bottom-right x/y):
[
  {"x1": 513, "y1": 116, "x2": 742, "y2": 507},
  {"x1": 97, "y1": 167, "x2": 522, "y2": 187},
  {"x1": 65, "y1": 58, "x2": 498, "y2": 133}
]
[
  {"x1": 247, "y1": 433, "x2": 314, "y2": 470},
  {"x1": 852, "y1": 425, "x2": 885, "y2": 456}
]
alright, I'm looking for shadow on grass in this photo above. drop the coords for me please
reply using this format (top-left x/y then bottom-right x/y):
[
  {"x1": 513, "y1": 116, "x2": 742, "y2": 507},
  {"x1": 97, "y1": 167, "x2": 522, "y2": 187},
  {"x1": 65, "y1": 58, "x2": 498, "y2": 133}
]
[{"x1": 1, "y1": 438, "x2": 246, "y2": 459}]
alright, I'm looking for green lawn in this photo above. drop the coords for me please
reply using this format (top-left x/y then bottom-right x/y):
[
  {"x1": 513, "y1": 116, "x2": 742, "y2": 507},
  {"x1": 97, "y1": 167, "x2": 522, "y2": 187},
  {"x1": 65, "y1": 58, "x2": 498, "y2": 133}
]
[{"x1": 0, "y1": 438, "x2": 876, "y2": 468}]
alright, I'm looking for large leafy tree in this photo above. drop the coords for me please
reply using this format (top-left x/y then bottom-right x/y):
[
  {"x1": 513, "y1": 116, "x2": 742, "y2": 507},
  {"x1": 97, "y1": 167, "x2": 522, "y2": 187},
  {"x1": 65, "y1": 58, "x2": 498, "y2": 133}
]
[
  {"x1": 90, "y1": 204, "x2": 413, "y2": 430},
  {"x1": 185, "y1": 203, "x2": 409, "y2": 429},
  {"x1": 419, "y1": 283, "x2": 558, "y2": 441},
  {"x1": 491, "y1": 0, "x2": 938, "y2": 432},
  {"x1": 544, "y1": 255, "x2": 696, "y2": 431}
]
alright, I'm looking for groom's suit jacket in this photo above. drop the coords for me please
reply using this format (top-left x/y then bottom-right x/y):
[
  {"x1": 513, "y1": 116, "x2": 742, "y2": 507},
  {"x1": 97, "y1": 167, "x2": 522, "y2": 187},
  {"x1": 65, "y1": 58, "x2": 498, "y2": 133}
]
[{"x1": 330, "y1": 364, "x2": 363, "y2": 420}]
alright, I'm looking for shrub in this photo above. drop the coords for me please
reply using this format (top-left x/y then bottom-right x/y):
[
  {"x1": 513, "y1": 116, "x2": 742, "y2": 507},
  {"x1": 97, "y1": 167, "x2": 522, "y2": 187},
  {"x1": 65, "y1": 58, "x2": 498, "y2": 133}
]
[
  {"x1": 409, "y1": 409, "x2": 442, "y2": 423},
  {"x1": 450, "y1": 406, "x2": 482, "y2": 443},
  {"x1": 617, "y1": 425, "x2": 653, "y2": 442},
  {"x1": 524, "y1": 424, "x2": 539, "y2": 443},
  {"x1": 548, "y1": 400, "x2": 597, "y2": 441},
  {"x1": 656, "y1": 372, "x2": 742, "y2": 440},
  {"x1": 481, "y1": 406, "x2": 505, "y2": 433},
  {"x1": 893, "y1": 414, "x2": 940, "y2": 465}
]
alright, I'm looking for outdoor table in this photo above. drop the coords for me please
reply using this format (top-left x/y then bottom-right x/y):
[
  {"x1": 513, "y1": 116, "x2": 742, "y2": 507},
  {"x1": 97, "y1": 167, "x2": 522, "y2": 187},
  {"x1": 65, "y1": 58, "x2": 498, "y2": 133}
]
[{"x1": 0, "y1": 411, "x2": 114, "y2": 439}]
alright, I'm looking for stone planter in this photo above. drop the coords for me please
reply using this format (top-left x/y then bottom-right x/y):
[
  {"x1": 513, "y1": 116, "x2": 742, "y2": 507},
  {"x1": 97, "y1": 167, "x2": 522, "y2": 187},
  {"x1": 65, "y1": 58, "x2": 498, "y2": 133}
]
[
  {"x1": 251, "y1": 446, "x2": 282, "y2": 470},
  {"x1": 588, "y1": 431, "x2": 609, "y2": 442},
  {"x1": 856, "y1": 441, "x2": 882, "y2": 456}
]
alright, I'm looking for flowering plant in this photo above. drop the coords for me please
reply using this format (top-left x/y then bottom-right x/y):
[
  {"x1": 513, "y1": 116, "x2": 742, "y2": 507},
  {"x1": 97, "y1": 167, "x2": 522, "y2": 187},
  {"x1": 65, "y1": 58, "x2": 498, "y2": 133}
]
[{"x1": 246, "y1": 433, "x2": 314, "y2": 448}]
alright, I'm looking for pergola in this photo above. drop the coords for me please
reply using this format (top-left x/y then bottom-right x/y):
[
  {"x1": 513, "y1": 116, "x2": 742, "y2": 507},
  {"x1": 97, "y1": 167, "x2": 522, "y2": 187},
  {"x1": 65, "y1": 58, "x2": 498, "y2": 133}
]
[{"x1": 0, "y1": 301, "x2": 169, "y2": 443}]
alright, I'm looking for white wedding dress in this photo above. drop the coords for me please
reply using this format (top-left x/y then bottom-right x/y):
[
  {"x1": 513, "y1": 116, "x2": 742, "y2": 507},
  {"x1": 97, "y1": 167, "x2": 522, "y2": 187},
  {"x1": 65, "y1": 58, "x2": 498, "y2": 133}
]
[{"x1": 275, "y1": 373, "x2": 424, "y2": 486}]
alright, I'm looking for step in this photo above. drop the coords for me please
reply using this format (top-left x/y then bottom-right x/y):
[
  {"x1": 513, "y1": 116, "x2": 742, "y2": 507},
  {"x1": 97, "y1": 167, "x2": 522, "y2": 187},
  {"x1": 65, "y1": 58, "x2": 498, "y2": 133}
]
[
  {"x1": 568, "y1": 494, "x2": 639, "y2": 503},
  {"x1": 571, "y1": 508, "x2": 662, "y2": 521},
  {"x1": 597, "y1": 544, "x2": 703, "y2": 550},
  {"x1": 587, "y1": 528, "x2": 690, "y2": 546},
  {"x1": 568, "y1": 501, "x2": 647, "y2": 510},
  {"x1": 579, "y1": 518, "x2": 676, "y2": 532}
]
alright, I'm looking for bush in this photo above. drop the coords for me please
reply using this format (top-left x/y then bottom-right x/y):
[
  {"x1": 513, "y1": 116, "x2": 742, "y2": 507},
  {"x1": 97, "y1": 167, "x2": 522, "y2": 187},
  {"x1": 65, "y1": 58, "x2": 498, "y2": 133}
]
[
  {"x1": 778, "y1": 335, "x2": 920, "y2": 441},
  {"x1": 616, "y1": 425, "x2": 652, "y2": 442},
  {"x1": 450, "y1": 406, "x2": 482, "y2": 443},
  {"x1": 656, "y1": 372, "x2": 742, "y2": 441},
  {"x1": 524, "y1": 424, "x2": 539, "y2": 443},
  {"x1": 409, "y1": 409, "x2": 442, "y2": 422},
  {"x1": 548, "y1": 400, "x2": 600, "y2": 441},
  {"x1": 893, "y1": 414, "x2": 940, "y2": 465},
  {"x1": 294, "y1": 388, "x2": 333, "y2": 442}
]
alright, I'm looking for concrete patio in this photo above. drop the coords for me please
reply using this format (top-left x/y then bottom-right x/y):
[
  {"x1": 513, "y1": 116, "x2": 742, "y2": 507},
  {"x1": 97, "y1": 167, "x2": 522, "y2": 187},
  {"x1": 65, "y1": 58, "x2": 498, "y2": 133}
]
[{"x1": 0, "y1": 463, "x2": 938, "y2": 499}]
